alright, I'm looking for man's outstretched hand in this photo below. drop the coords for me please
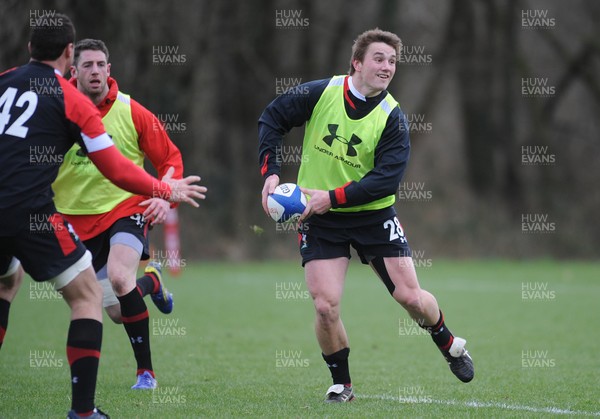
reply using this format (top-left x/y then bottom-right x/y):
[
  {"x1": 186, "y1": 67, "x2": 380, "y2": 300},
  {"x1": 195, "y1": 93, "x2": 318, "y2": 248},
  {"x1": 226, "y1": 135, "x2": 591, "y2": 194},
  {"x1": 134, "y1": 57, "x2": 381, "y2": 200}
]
[{"x1": 160, "y1": 166, "x2": 208, "y2": 207}]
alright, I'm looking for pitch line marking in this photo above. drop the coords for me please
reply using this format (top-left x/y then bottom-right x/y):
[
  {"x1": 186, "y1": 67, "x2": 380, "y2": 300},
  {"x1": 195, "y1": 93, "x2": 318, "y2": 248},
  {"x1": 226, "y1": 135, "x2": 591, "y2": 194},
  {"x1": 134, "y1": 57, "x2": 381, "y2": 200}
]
[{"x1": 359, "y1": 394, "x2": 600, "y2": 416}]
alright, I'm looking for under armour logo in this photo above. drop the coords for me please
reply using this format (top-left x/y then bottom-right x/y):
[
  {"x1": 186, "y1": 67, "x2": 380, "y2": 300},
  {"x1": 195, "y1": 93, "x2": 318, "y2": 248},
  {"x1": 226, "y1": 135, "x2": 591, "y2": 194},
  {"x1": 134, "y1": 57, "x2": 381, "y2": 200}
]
[
  {"x1": 130, "y1": 214, "x2": 146, "y2": 228},
  {"x1": 130, "y1": 336, "x2": 144, "y2": 344},
  {"x1": 322, "y1": 124, "x2": 362, "y2": 157}
]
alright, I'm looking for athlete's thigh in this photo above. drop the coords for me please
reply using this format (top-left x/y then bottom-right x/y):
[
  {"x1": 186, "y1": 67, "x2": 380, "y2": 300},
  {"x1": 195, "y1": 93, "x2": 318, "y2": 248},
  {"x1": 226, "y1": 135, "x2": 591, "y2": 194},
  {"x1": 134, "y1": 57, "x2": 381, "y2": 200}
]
[
  {"x1": 60, "y1": 265, "x2": 103, "y2": 321},
  {"x1": 371, "y1": 256, "x2": 421, "y2": 297},
  {"x1": 107, "y1": 243, "x2": 142, "y2": 281},
  {"x1": 85, "y1": 216, "x2": 148, "y2": 275},
  {"x1": 305, "y1": 257, "x2": 350, "y2": 304},
  {"x1": 301, "y1": 221, "x2": 351, "y2": 302},
  {"x1": 108, "y1": 216, "x2": 150, "y2": 261},
  {"x1": 105, "y1": 216, "x2": 148, "y2": 279}
]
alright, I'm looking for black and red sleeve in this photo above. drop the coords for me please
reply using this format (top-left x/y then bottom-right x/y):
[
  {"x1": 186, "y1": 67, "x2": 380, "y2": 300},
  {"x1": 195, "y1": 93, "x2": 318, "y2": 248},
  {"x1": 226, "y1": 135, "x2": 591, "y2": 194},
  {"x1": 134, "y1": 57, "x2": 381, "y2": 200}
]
[{"x1": 258, "y1": 78, "x2": 329, "y2": 179}]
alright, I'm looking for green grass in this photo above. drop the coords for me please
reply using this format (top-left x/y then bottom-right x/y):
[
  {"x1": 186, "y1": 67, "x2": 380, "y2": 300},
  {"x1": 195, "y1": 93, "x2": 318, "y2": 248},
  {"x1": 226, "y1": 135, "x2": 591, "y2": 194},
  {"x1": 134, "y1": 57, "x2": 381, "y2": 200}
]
[{"x1": 1, "y1": 260, "x2": 599, "y2": 418}]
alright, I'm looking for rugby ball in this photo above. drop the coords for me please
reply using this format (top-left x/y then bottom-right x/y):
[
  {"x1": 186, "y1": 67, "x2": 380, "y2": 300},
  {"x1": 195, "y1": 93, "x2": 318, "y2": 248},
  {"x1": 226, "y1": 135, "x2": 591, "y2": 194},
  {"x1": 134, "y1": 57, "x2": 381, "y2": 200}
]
[{"x1": 267, "y1": 183, "x2": 307, "y2": 223}]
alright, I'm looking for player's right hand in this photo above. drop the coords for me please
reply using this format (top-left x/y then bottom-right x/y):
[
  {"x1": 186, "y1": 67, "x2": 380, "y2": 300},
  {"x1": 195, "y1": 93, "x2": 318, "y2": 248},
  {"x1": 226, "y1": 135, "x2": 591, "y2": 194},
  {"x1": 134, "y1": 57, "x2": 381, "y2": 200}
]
[{"x1": 261, "y1": 174, "x2": 280, "y2": 215}]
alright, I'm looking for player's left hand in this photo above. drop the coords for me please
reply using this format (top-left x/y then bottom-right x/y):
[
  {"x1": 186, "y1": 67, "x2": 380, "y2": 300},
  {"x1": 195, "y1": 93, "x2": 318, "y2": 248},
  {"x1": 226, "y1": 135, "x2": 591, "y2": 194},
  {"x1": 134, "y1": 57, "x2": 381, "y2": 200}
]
[
  {"x1": 299, "y1": 188, "x2": 331, "y2": 221},
  {"x1": 140, "y1": 198, "x2": 171, "y2": 225},
  {"x1": 161, "y1": 166, "x2": 208, "y2": 207}
]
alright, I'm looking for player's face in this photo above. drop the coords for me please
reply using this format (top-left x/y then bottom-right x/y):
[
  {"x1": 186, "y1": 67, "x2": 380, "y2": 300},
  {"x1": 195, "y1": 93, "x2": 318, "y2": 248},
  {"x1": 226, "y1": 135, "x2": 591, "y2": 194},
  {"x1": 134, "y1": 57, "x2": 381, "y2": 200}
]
[
  {"x1": 72, "y1": 50, "x2": 111, "y2": 101},
  {"x1": 351, "y1": 42, "x2": 397, "y2": 97}
]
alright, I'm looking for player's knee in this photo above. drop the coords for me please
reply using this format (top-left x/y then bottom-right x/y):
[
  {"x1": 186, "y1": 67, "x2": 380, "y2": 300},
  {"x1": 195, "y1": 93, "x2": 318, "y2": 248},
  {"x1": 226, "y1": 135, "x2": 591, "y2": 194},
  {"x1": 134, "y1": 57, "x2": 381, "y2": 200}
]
[
  {"x1": 107, "y1": 270, "x2": 132, "y2": 296},
  {"x1": 394, "y1": 290, "x2": 423, "y2": 313},
  {"x1": 313, "y1": 297, "x2": 340, "y2": 323}
]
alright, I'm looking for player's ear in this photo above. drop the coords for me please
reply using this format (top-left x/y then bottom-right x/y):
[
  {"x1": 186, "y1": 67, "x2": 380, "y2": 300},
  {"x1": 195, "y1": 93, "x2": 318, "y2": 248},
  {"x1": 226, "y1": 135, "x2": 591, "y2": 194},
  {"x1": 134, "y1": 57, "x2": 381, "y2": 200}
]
[
  {"x1": 70, "y1": 66, "x2": 77, "y2": 78},
  {"x1": 64, "y1": 43, "x2": 74, "y2": 59},
  {"x1": 27, "y1": 41, "x2": 32, "y2": 54},
  {"x1": 352, "y1": 58, "x2": 362, "y2": 73},
  {"x1": 106, "y1": 62, "x2": 111, "y2": 76}
]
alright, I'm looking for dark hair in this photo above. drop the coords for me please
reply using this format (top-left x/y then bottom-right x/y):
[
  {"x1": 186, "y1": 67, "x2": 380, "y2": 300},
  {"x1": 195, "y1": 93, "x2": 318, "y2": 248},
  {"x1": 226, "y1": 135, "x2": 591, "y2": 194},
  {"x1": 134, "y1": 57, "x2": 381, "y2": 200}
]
[
  {"x1": 74, "y1": 39, "x2": 110, "y2": 66},
  {"x1": 348, "y1": 28, "x2": 402, "y2": 75},
  {"x1": 29, "y1": 13, "x2": 75, "y2": 61}
]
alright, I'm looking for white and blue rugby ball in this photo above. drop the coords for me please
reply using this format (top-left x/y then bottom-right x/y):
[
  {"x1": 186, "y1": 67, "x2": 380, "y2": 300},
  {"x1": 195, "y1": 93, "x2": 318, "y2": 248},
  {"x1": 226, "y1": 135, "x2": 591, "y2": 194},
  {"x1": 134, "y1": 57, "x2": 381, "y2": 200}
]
[{"x1": 267, "y1": 183, "x2": 307, "y2": 223}]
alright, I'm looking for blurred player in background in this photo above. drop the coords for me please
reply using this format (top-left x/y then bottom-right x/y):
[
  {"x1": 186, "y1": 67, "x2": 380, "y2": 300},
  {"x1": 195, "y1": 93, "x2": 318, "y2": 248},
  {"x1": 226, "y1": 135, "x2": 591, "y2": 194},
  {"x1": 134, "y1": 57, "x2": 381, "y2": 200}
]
[
  {"x1": 259, "y1": 28, "x2": 474, "y2": 403},
  {"x1": 52, "y1": 38, "x2": 187, "y2": 390},
  {"x1": 0, "y1": 14, "x2": 205, "y2": 419}
]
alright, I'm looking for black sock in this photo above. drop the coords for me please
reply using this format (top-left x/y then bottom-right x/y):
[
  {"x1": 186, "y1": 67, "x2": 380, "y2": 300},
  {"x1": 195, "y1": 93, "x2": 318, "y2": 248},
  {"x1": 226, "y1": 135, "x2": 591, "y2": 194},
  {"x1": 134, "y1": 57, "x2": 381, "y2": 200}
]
[
  {"x1": 66, "y1": 319, "x2": 102, "y2": 415},
  {"x1": 322, "y1": 347, "x2": 351, "y2": 385},
  {"x1": 0, "y1": 299, "x2": 10, "y2": 350},
  {"x1": 136, "y1": 273, "x2": 159, "y2": 297},
  {"x1": 118, "y1": 288, "x2": 153, "y2": 375},
  {"x1": 421, "y1": 310, "x2": 454, "y2": 351}
]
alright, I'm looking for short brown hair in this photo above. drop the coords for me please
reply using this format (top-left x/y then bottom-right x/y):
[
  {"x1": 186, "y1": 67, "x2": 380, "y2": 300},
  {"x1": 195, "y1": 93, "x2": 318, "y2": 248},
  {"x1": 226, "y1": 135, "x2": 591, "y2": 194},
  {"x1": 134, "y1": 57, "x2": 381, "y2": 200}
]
[
  {"x1": 74, "y1": 38, "x2": 109, "y2": 66},
  {"x1": 29, "y1": 13, "x2": 75, "y2": 61},
  {"x1": 348, "y1": 28, "x2": 402, "y2": 75}
]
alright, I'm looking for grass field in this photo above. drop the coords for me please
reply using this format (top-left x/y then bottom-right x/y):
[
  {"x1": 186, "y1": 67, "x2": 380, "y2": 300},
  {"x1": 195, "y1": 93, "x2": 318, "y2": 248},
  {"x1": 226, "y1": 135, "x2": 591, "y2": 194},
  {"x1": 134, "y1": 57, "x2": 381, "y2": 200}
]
[{"x1": 0, "y1": 259, "x2": 598, "y2": 418}]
